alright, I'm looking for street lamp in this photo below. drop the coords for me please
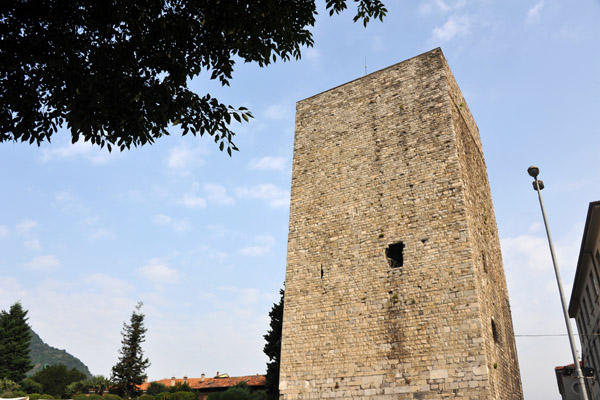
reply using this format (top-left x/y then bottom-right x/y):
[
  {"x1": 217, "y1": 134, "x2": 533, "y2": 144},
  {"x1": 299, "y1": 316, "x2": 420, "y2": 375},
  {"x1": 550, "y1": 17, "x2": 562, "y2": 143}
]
[{"x1": 527, "y1": 165, "x2": 589, "y2": 400}]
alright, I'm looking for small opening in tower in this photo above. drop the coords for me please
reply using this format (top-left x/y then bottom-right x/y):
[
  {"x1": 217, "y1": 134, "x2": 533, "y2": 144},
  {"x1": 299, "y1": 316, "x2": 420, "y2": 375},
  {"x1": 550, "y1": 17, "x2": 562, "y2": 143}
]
[
  {"x1": 386, "y1": 242, "x2": 405, "y2": 268},
  {"x1": 491, "y1": 319, "x2": 499, "y2": 343},
  {"x1": 482, "y1": 251, "x2": 488, "y2": 273},
  {"x1": 320, "y1": 264, "x2": 324, "y2": 279}
]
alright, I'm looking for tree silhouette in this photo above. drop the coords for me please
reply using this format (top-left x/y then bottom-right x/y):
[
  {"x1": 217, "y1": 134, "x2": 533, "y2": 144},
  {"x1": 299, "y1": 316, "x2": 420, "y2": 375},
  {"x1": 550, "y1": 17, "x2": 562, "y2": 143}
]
[{"x1": 111, "y1": 302, "x2": 150, "y2": 399}]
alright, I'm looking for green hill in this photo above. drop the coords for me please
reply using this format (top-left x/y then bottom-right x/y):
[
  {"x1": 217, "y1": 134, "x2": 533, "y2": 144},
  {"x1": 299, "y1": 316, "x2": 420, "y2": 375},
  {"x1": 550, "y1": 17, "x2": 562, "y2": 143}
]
[{"x1": 28, "y1": 329, "x2": 92, "y2": 378}]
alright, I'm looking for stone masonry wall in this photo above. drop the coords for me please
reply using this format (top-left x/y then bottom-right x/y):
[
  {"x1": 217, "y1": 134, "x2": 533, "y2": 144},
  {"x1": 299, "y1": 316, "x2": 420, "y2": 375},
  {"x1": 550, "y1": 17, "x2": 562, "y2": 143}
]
[{"x1": 279, "y1": 48, "x2": 523, "y2": 399}]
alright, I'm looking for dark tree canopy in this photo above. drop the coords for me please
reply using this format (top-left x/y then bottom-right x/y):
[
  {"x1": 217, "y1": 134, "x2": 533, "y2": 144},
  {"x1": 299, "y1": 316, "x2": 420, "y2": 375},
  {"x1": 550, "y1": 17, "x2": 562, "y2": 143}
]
[
  {"x1": 0, "y1": 0, "x2": 386, "y2": 154},
  {"x1": 263, "y1": 289, "x2": 284, "y2": 400},
  {"x1": 31, "y1": 364, "x2": 87, "y2": 397},
  {"x1": 146, "y1": 382, "x2": 168, "y2": 396},
  {"x1": 111, "y1": 302, "x2": 150, "y2": 399},
  {"x1": 0, "y1": 302, "x2": 33, "y2": 382}
]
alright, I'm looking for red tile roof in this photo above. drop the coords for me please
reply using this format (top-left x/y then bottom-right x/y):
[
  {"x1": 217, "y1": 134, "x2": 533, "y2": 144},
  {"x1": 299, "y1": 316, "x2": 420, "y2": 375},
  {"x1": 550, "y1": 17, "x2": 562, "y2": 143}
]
[{"x1": 138, "y1": 375, "x2": 266, "y2": 392}]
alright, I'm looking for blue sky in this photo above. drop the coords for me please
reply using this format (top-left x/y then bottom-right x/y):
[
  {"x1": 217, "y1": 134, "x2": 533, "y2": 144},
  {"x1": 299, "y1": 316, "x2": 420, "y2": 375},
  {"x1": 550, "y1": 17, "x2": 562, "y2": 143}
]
[{"x1": 1, "y1": 1, "x2": 599, "y2": 399}]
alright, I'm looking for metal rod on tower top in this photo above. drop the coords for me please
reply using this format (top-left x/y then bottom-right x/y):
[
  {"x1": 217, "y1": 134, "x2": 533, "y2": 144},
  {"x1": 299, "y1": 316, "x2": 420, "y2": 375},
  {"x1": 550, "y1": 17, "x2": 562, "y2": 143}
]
[{"x1": 527, "y1": 165, "x2": 589, "y2": 400}]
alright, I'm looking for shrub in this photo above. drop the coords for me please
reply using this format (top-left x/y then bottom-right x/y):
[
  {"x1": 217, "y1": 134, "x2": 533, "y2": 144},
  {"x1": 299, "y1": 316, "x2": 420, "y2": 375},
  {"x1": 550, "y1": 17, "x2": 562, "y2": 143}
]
[
  {"x1": 169, "y1": 391, "x2": 195, "y2": 400},
  {"x1": 147, "y1": 383, "x2": 168, "y2": 396},
  {"x1": 220, "y1": 387, "x2": 251, "y2": 400},
  {"x1": 139, "y1": 394, "x2": 155, "y2": 400},
  {"x1": 21, "y1": 378, "x2": 44, "y2": 394},
  {"x1": 104, "y1": 394, "x2": 123, "y2": 400},
  {"x1": 28, "y1": 393, "x2": 54, "y2": 400},
  {"x1": 89, "y1": 394, "x2": 103, "y2": 400},
  {"x1": 155, "y1": 392, "x2": 171, "y2": 400},
  {"x1": 74, "y1": 394, "x2": 89, "y2": 400},
  {"x1": 250, "y1": 391, "x2": 266, "y2": 400}
]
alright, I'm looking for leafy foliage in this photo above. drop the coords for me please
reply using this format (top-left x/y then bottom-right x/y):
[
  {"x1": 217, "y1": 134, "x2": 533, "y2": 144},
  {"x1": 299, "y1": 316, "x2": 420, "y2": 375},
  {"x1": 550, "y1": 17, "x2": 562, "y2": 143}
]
[
  {"x1": 263, "y1": 289, "x2": 284, "y2": 400},
  {"x1": 169, "y1": 382, "x2": 193, "y2": 393},
  {"x1": 0, "y1": 377, "x2": 20, "y2": 398},
  {"x1": 0, "y1": 0, "x2": 386, "y2": 154},
  {"x1": 169, "y1": 391, "x2": 196, "y2": 400},
  {"x1": 0, "y1": 302, "x2": 33, "y2": 382},
  {"x1": 111, "y1": 302, "x2": 150, "y2": 399},
  {"x1": 146, "y1": 382, "x2": 168, "y2": 396},
  {"x1": 103, "y1": 393, "x2": 123, "y2": 400},
  {"x1": 207, "y1": 383, "x2": 265, "y2": 400},
  {"x1": 28, "y1": 328, "x2": 92, "y2": 378},
  {"x1": 155, "y1": 392, "x2": 171, "y2": 400},
  {"x1": 89, "y1": 375, "x2": 112, "y2": 395},
  {"x1": 139, "y1": 394, "x2": 156, "y2": 400},
  {"x1": 31, "y1": 364, "x2": 87, "y2": 397},
  {"x1": 28, "y1": 393, "x2": 55, "y2": 400},
  {"x1": 21, "y1": 377, "x2": 44, "y2": 394}
]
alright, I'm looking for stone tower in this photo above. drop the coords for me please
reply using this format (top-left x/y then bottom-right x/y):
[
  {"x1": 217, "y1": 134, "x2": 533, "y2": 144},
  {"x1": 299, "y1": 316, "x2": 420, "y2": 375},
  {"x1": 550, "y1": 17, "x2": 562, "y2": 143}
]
[{"x1": 279, "y1": 48, "x2": 523, "y2": 399}]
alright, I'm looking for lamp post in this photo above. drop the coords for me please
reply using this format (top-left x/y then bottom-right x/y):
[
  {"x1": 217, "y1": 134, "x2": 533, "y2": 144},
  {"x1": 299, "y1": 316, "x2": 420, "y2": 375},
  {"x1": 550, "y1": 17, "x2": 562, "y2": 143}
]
[{"x1": 527, "y1": 165, "x2": 589, "y2": 400}]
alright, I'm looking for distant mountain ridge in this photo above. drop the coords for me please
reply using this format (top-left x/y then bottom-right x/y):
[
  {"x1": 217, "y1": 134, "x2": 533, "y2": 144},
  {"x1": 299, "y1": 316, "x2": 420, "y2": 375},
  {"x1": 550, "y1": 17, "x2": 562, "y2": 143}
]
[{"x1": 28, "y1": 329, "x2": 92, "y2": 378}]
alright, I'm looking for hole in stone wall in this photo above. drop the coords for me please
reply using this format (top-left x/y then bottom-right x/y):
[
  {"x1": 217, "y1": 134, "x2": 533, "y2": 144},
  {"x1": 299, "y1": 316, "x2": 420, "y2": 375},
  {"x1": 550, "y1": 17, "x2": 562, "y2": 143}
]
[
  {"x1": 386, "y1": 242, "x2": 405, "y2": 268},
  {"x1": 320, "y1": 264, "x2": 324, "y2": 279},
  {"x1": 482, "y1": 251, "x2": 488, "y2": 273},
  {"x1": 491, "y1": 318, "x2": 499, "y2": 343}
]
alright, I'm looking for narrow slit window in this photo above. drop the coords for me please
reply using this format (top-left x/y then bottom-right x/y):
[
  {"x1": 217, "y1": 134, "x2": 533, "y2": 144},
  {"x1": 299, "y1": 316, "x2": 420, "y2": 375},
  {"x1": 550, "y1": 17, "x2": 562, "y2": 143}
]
[
  {"x1": 386, "y1": 242, "x2": 405, "y2": 268},
  {"x1": 491, "y1": 319, "x2": 500, "y2": 343}
]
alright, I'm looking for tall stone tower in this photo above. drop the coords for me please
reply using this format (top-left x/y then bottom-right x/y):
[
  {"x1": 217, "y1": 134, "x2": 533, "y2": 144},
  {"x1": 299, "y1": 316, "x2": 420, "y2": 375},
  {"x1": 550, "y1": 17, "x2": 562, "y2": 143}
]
[{"x1": 280, "y1": 48, "x2": 523, "y2": 399}]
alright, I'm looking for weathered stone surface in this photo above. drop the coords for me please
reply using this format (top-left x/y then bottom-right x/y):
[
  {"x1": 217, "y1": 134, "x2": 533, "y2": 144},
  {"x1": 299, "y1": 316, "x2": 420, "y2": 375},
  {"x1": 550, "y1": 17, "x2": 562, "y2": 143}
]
[{"x1": 280, "y1": 48, "x2": 523, "y2": 399}]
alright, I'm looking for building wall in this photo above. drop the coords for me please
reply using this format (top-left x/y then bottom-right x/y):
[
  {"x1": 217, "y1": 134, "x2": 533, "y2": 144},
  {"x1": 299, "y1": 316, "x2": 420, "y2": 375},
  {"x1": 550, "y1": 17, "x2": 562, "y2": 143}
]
[
  {"x1": 555, "y1": 367, "x2": 586, "y2": 400},
  {"x1": 280, "y1": 48, "x2": 523, "y2": 399},
  {"x1": 569, "y1": 202, "x2": 600, "y2": 399}
]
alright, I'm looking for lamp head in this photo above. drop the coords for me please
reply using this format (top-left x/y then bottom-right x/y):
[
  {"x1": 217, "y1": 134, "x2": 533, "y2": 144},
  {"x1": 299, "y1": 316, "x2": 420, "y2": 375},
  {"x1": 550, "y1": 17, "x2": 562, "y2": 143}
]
[{"x1": 527, "y1": 166, "x2": 540, "y2": 178}]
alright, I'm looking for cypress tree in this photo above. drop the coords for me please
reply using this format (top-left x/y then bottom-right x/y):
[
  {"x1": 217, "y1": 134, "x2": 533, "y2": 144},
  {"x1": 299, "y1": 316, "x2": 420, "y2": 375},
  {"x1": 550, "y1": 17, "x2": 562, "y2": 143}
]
[
  {"x1": 111, "y1": 302, "x2": 150, "y2": 399},
  {"x1": 0, "y1": 302, "x2": 33, "y2": 382},
  {"x1": 263, "y1": 289, "x2": 284, "y2": 400}
]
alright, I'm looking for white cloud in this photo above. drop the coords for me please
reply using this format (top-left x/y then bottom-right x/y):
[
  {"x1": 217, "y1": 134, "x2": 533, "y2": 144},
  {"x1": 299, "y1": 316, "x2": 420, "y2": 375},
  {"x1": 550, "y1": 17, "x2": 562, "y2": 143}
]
[
  {"x1": 305, "y1": 48, "x2": 320, "y2": 60},
  {"x1": 138, "y1": 258, "x2": 179, "y2": 286},
  {"x1": 24, "y1": 239, "x2": 42, "y2": 251},
  {"x1": 55, "y1": 191, "x2": 90, "y2": 215},
  {"x1": 16, "y1": 219, "x2": 38, "y2": 236},
  {"x1": 40, "y1": 141, "x2": 112, "y2": 165},
  {"x1": 263, "y1": 104, "x2": 292, "y2": 121},
  {"x1": 419, "y1": 0, "x2": 465, "y2": 15},
  {"x1": 235, "y1": 184, "x2": 290, "y2": 208},
  {"x1": 432, "y1": 14, "x2": 472, "y2": 42},
  {"x1": 501, "y1": 234, "x2": 552, "y2": 272},
  {"x1": 528, "y1": 222, "x2": 543, "y2": 233},
  {"x1": 82, "y1": 216, "x2": 99, "y2": 225},
  {"x1": 218, "y1": 286, "x2": 262, "y2": 304},
  {"x1": 370, "y1": 35, "x2": 385, "y2": 53},
  {"x1": 153, "y1": 214, "x2": 192, "y2": 233},
  {"x1": 180, "y1": 194, "x2": 207, "y2": 208},
  {"x1": 239, "y1": 235, "x2": 276, "y2": 257},
  {"x1": 248, "y1": 156, "x2": 287, "y2": 171},
  {"x1": 204, "y1": 184, "x2": 234, "y2": 205},
  {"x1": 90, "y1": 228, "x2": 116, "y2": 240},
  {"x1": 83, "y1": 273, "x2": 135, "y2": 295},
  {"x1": 22, "y1": 255, "x2": 60, "y2": 271},
  {"x1": 209, "y1": 251, "x2": 228, "y2": 264},
  {"x1": 526, "y1": 1, "x2": 544, "y2": 25},
  {"x1": 0, "y1": 225, "x2": 8, "y2": 238},
  {"x1": 165, "y1": 145, "x2": 205, "y2": 172}
]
